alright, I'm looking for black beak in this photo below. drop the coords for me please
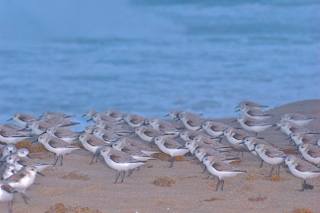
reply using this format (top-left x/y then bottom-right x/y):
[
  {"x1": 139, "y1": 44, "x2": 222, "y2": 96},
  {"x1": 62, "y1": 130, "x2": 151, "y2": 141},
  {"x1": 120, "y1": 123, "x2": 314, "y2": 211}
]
[{"x1": 37, "y1": 172, "x2": 45, "y2": 176}]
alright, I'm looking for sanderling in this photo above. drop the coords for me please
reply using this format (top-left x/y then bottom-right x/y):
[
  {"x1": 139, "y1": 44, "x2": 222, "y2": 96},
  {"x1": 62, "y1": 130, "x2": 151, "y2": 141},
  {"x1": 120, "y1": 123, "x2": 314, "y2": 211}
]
[
  {"x1": 92, "y1": 128, "x2": 119, "y2": 144},
  {"x1": 7, "y1": 166, "x2": 40, "y2": 204},
  {"x1": 148, "y1": 119, "x2": 180, "y2": 137},
  {"x1": 237, "y1": 117, "x2": 272, "y2": 135},
  {"x1": 285, "y1": 155, "x2": 320, "y2": 191},
  {"x1": 46, "y1": 127, "x2": 79, "y2": 144},
  {"x1": 79, "y1": 133, "x2": 107, "y2": 164},
  {"x1": 298, "y1": 143, "x2": 320, "y2": 166},
  {"x1": 135, "y1": 126, "x2": 160, "y2": 143},
  {"x1": 0, "y1": 183, "x2": 20, "y2": 213},
  {"x1": 238, "y1": 107, "x2": 271, "y2": 121},
  {"x1": 202, "y1": 156, "x2": 246, "y2": 191},
  {"x1": 255, "y1": 144, "x2": 286, "y2": 176},
  {"x1": 223, "y1": 127, "x2": 248, "y2": 151},
  {"x1": 9, "y1": 113, "x2": 36, "y2": 128},
  {"x1": 202, "y1": 121, "x2": 228, "y2": 138},
  {"x1": 236, "y1": 101, "x2": 268, "y2": 111},
  {"x1": 0, "y1": 131, "x2": 31, "y2": 145},
  {"x1": 123, "y1": 114, "x2": 147, "y2": 128},
  {"x1": 104, "y1": 109, "x2": 126, "y2": 122},
  {"x1": 112, "y1": 141, "x2": 155, "y2": 162},
  {"x1": 154, "y1": 136, "x2": 189, "y2": 167},
  {"x1": 281, "y1": 113, "x2": 314, "y2": 127},
  {"x1": 289, "y1": 132, "x2": 318, "y2": 147},
  {"x1": 115, "y1": 137, "x2": 159, "y2": 156},
  {"x1": 1, "y1": 145, "x2": 17, "y2": 160},
  {"x1": 179, "y1": 112, "x2": 203, "y2": 131},
  {"x1": 38, "y1": 133, "x2": 80, "y2": 166},
  {"x1": 179, "y1": 130, "x2": 199, "y2": 142},
  {"x1": 100, "y1": 147, "x2": 145, "y2": 183}
]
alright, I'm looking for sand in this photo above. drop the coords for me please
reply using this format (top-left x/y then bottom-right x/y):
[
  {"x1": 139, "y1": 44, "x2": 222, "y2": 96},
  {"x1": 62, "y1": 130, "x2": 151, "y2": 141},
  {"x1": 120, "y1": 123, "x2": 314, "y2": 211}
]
[{"x1": 2, "y1": 100, "x2": 320, "y2": 213}]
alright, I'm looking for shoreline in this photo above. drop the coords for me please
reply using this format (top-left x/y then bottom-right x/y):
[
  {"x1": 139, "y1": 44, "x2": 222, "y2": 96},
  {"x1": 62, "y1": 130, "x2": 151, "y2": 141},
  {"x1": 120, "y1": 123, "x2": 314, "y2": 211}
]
[{"x1": 1, "y1": 99, "x2": 320, "y2": 213}]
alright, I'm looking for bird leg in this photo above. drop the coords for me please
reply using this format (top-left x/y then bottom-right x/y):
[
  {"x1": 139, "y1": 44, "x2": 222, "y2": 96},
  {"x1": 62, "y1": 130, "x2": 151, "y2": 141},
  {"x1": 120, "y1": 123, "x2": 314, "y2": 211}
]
[
  {"x1": 90, "y1": 152, "x2": 98, "y2": 164},
  {"x1": 127, "y1": 169, "x2": 133, "y2": 177},
  {"x1": 277, "y1": 164, "x2": 281, "y2": 176},
  {"x1": 120, "y1": 171, "x2": 126, "y2": 183},
  {"x1": 268, "y1": 166, "x2": 274, "y2": 177},
  {"x1": 8, "y1": 200, "x2": 13, "y2": 213},
  {"x1": 201, "y1": 165, "x2": 207, "y2": 173},
  {"x1": 53, "y1": 155, "x2": 59, "y2": 166},
  {"x1": 60, "y1": 155, "x2": 64, "y2": 166},
  {"x1": 114, "y1": 172, "x2": 121, "y2": 184},
  {"x1": 259, "y1": 160, "x2": 264, "y2": 168},
  {"x1": 220, "y1": 179, "x2": 225, "y2": 191},
  {"x1": 215, "y1": 179, "x2": 220, "y2": 191},
  {"x1": 301, "y1": 180, "x2": 314, "y2": 191},
  {"x1": 169, "y1": 157, "x2": 175, "y2": 168},
  {"x1": 21, "y1": 193, "x2": 30, "y2": 204}
]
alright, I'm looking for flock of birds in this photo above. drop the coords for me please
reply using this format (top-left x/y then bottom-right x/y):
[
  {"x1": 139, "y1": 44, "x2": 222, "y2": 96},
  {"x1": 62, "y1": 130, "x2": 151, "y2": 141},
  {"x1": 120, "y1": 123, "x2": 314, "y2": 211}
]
[{"x1": 0, "y1": 101, "x2": 320, "y2": 213}]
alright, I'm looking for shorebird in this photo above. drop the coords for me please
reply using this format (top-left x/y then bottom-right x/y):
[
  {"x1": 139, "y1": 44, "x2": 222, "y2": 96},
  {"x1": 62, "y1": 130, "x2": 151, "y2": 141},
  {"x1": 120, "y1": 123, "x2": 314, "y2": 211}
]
[
  {"x1": 193, "y1": 135, "x2": 231, "y2": 152},
  {"x1": 1, "y1": 145, "x2": 17, "y2": 160},
  {"x1": 240, "y1": 136, "x2": 267, "y2": 156},
  {"x1": 236, "y1": 101, "x2": 268, "y2": 111},
  {"x1": 46, "y1": 127, "x2": 79, "y2": 144},
  {"x1": 38, "y1": 133, "x2": 80, "y2": 166},
  {"x1": 111, "y1": 141, "x2": 155, "y2": 162},
  {"x1": 7, "y1": 166, "x2": 40, "y2": 204},
  {"x1": 40, "y1": 112, "x2": 72, "y2": 120},
  {"x1": 298, "y1": 143, "x2": 320, "y2": 166},
  {"x1": 179, "y1": 112, "x2": 202, "y2": 131},
  {"x1": 285, "y1": 155, "x2": 320, "y2": 191},
  {"x1": 202, "y1": 121, "x2": 228, "y2": 138},
  {"x1": 9, "y1": 113, "x2": 36, "y2": 128},
  {"x1": 289, "y1": 132, "x2": 318, "y2": 147},
  {"x1": 92, "y1": 128, "x2": 119, "y2": 144},
  {"x1": 40, "y1": 114, "x2": 79, "y2": 128},
  {"x1": 0, "y1": 130, "x2": 31, "y2": 144},
  {"x1": 179, "y1": 130, "x2": 199, "y2": 142},
  {"x1": 79, "y1": 133, "x2": 107, "y2": 164},
  {"x1": 237, "y1": 117, "x2": 272, "y2": 135},
  {"x1": 154, "y1": 136, "x2": 189, "y2": 167},
  {"x1": 148, "y1": 119, "x2": 180, "y2": 137},
  {"x1": 0, "y1": 124, "x2": 30, "y2": 137},
  {"x1": 202, "y1": 156, "x2": 246, "y2": 191},
  {"x1": 255, "y1": 144, "x2": 286, "y2": 176},
  {"x1": 238, "y1": 107, "x2": 271, "y2": 121},
  {"x1": 115, "y1": 137, "x2": 159, "y2": 156},
  {"x1": 0, "y1": 183, "x2": 19, "y2": 213},
  {"x1": 276, "y1": 120, "x2": 310, "y2": 136},
  {"x1": 281, "y1": 113, "x2": 314, "y2": 127},
  {"x1": 1, "y1": 164, "x2": 17, "y2": 180},
  {"x1": 135, "y1": 126, "x2": 160, "y2": 143},
  {"x1": 100, "y1": 147, "x2": 145, "y2": 183},
  {"x1": 104, "y1": 109, "x2": 125, "y2": 122},
  {"x1": 223, "y1": 128, "x2": 248, "y2": 151},
  {"x1": 166, "y1": 111, "x2": 182, "y2": 121},
  {"x1": 123, "y1": 114, "x2": 146, "y2": 128}
]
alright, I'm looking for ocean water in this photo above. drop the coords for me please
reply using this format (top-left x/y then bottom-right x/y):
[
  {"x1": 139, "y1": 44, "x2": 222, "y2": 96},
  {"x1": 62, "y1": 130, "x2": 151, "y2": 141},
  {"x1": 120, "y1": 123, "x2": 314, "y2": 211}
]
[{"x1": 0, "y1": 0, "x2": 319, "y2": 120}]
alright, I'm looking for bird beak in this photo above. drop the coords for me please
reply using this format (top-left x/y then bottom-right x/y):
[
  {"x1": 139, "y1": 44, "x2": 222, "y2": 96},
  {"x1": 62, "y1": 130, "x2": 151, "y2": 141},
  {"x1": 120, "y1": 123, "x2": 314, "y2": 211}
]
[
  {"x1": 37, "y1": 172, "x2": 45, "y2": 176},
  {"x1": 7, "y1": 117, "x2": 13, "y2": 121}
]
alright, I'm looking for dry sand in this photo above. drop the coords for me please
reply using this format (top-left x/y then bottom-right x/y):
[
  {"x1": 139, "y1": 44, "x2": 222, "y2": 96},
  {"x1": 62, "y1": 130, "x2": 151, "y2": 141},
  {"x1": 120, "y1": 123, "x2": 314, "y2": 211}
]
[{"x1": 2, "y1": 100, "x2": 320, "y2": 213}]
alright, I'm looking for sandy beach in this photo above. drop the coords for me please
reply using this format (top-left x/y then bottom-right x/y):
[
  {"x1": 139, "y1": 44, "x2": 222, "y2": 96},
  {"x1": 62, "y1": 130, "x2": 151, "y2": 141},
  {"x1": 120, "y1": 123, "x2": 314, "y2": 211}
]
[{"x1": 2, "y1": 100, "x2": 320, "y2": 213}]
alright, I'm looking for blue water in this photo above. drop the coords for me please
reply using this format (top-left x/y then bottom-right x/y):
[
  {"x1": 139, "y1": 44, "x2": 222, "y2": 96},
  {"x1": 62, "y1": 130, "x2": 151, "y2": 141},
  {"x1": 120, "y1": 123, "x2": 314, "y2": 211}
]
[{"x1": 0, "y1": 0, "x2": 319, "y2": 120}]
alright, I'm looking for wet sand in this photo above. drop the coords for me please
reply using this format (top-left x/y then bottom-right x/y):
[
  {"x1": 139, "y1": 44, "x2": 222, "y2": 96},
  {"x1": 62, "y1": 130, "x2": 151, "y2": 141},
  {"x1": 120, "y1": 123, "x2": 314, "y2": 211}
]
[{"x1": 3, "y1": 100, "x2": 320, "y2": 213}]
